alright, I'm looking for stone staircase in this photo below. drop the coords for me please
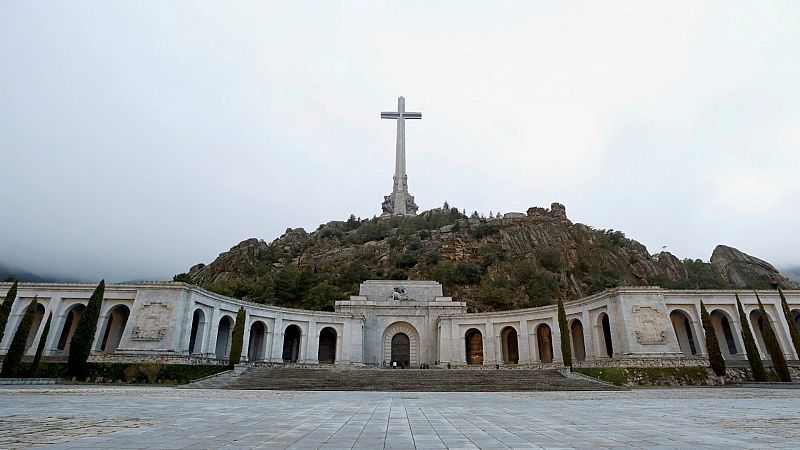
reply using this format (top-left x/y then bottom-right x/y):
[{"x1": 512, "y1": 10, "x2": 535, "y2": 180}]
[{"x1": 185, "y1": 367, "x2": 622, "y2": 391}]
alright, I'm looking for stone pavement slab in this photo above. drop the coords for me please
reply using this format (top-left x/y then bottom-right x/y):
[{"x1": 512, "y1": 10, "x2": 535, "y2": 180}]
[{"x1": 0, "y1": 386, "x2": 799, "y2": 449}]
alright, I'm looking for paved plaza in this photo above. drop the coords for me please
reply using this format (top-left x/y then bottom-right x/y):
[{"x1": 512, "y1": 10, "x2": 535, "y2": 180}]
[{"x1": 1, "y1": 386, "x2": 799, "y2": 449}]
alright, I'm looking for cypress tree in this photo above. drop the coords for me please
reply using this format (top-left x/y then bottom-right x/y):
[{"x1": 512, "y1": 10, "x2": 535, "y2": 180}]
[
  {"x1": 31, "y1": 313, "x2": 52, "y2": 377},
  {"x1": 700, "y1": 301, "x2": 726, "y2": 376},
  {"x1": 778, "y1": 288, "x2": 800, "y2": 360},
  {"x1": 557, "y1": 297, "x2": 572, "y2": 366},
  {"x1": 754, "y1": 292, "x2": 791, "y2": 382},
  {"x1": 0, "y1": 281, "x2": 18, "y2": 342},
  {"x1": 737, "y1": 294, "x2": 767, "y2": 381},
  {"x1": 0, "y1": 296, "x2": 38, "y2": 378},
  {"x1": 228, "y1": 307, "x2": 246, "y2": 369},
  {"x1": 67, "y1": 280, "x2": 105, "y2": 379}
]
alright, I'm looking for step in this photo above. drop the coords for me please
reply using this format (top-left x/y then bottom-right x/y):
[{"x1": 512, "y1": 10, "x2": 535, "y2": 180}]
[{"x1": 185, "y1": 367, "x2": 622, "y2": 391}]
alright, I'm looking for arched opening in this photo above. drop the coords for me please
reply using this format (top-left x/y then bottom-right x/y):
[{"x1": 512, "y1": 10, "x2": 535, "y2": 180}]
[
  {"x1": 25, "y1": 303, "x2": 46, "y2": 350},
  {"x1": 282, "y1": 324, "x2": 302, "y2": 363},
  {"x1": 749, "y1": 310, "x2": 770, "y2": 357},
  {"x1": 318, "y1": 327, "x2": 337, "y2": 364},
  {"x1": 599, "y1": 313, "x2": 613, "y2": 358},
  {"x1": 248, "y1": 321, "x2": 267, "y2": 361},
  {"x1": 500, "y1": 326, "x2": 519, "y2": 364},
  {"x1": 56, "y1": 304, "x2": 86, "y2": 353},
  {"x1": 792, "y1": 309, "x2": 800, "y2": 331},
  {"x1": 465, "y1": 328, "x2": 484, "y2": 365},
  {"x1": 188, "y1": 309, "x2": 206, "y2": 354},
  {"x1": 99, "y1": 305, "x2": 130, "y2": 354},
  {"x1": 383, "y1": 322, "x2": 419, "y2": 368},
  {"x1": 215, "y1": 316, "x2": 234, "y2": 359},
  {"x1": 710, "y1": 309, "x2": 738, "y2": 357},
  {"x1": 570, "y1": 319, "x2": 586, "y2": 362},
  {"x1": 391, "y1": 333, "x2": 410, "y2": 368},
  {"x1": 669, "y1": 310, "x2": 697, "y2": 356},
  {"x1": 536, "y1": 324, "x2": 553, "y2": 363}
]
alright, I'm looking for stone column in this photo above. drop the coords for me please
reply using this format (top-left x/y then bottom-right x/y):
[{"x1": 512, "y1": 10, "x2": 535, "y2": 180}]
[
  {"x1": 24, "y1": 298, "x2": 49, "y2": 357},
  {"x1": 306, "y1": 320, "x2": 319, "y2": 364},
  {"x1": 1, "y1": 298, "x2": 29, "y2": 352},
  {"x1": 518, "y1": 319, "x2": 531, "y2": 364},
  {"x1": 484, "y1": 320, "x2": 496, "y2": 364},
  {"x1": 336, "y1": 331, "x2": 344, "y2": 365},
  {"x1": 270, "y1": 316, "x2": 284, "y2": 362},
  {"x1": 43, "y1": 296, "x2": 63, "y2": 356},
  {"x1": 264, "y1": 326, "x2": 275, "y2": 363},
  {"x1": 690, "y1": 302, "x2": 707, "y2": 357},
  {"x1": 552, "y1": 316, "x2": 563, "y2": 365},
  {"x1": 204, "y1": 306, "x2": 221, "y2": 358},
  {"x1": 241, "y1": 312, "x2": 251, "y2": 363},
  {"x1": 581, "y1": 308, "x2": 594, "y2": 360}
]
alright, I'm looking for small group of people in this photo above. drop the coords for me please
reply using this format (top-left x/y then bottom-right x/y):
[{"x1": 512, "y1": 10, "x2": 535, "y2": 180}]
[{"x1": 383, "y1": 360, "x2": 407, "y2": 369}]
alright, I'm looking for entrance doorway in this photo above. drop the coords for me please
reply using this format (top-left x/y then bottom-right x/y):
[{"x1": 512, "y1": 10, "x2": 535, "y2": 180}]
[{"x1": 391, "y1": 333, "x2": 410, "y2": 368}]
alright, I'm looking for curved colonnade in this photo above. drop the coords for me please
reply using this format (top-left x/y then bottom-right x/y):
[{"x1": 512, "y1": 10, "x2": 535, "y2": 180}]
[{"x1": 1, "y1": 282, "x2": 799, "y2": 367}]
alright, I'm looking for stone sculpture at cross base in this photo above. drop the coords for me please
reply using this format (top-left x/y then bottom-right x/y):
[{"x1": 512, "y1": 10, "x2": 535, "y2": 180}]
[{"x1": 380, "y1": 96, "x2": 420, "y2": 216}]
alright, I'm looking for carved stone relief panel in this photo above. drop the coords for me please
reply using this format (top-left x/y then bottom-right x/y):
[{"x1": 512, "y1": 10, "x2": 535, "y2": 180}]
[
  {"x1": 632, "y1": 305, "x2": 667, "y2": 345},
  {"x1": 131, "y1": 302, "x2": 171, "y2": 341}
]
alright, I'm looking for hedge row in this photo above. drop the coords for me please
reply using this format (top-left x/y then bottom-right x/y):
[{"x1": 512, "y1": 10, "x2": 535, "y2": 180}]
[
  {"x1": 7, "y1": 362, "x2": 227, "y2": 384},
  {"x1": 573, "y1": 367, "x2": 711, "y2": 386}
]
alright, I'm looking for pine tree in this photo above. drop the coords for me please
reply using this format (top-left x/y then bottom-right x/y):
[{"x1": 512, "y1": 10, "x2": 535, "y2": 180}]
[
  {"x1": 754, "y1": 292, "x2": 791, "y2": 382},
  {"x1": 31, "y1": 313, "x2": 51, "y2": 377},
  {"x1": 557, "y1": 297, "x2": 572, "y2": 366},
  {"x1": 0, "y1": 281, "x2": 18, "y2": 342},
  {"x1": 778, "y1": 288, "x2": 800, "y2": 360},
  {"x1": 228, "y1": 307, "x2": 246, "y2": 369},
  {"x1": 737, "y1": 294, "x2": 767, "y2": 381},
  {"x1": 0, "y1": 296, "x2": 38, "y2": 378},
  {"x1": 67, "y1": 280, "x2": 105, "y2": 379},
  {"x1": 700, "y1": 301, "x2": 725, "y2": 376}
]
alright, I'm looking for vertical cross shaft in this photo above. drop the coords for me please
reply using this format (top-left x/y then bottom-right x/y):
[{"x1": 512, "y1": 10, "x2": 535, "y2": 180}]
[{"x1": 381, "y1": 96, "x2": 421, "y2": 216}]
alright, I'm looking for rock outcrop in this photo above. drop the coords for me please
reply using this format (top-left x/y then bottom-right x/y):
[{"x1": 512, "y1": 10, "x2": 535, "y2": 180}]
[
  {"x1": 182, "y1": 203, "x2": 795, "y2": 311},
  {"x1": 710, "y1": 245, "x2": 799, "y2": 289}
]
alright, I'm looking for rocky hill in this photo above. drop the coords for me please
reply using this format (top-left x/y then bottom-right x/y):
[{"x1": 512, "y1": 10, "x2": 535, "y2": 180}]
[{"x1": 178, "y1": 203, "x2": 798, "y2": 312}]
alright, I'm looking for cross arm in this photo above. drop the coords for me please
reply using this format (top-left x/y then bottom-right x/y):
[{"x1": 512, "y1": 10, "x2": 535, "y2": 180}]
[{"x1": 381, "y1": 112, "x2": 400, "y2": 119}]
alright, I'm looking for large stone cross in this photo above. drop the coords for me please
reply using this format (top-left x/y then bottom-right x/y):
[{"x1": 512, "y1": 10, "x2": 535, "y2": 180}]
[{"x1": 380, "y1": 96, "x2": 421, "y2": 215}]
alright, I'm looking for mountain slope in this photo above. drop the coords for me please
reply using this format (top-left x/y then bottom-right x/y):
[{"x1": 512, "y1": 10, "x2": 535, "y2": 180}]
[{"x1": 181, "y1": 203, "x2": 797, "y2": 312}]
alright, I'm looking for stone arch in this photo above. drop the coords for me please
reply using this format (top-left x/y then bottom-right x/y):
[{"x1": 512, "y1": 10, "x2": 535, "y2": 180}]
[
  {"x1": 25, "y1": 303, "x2": 47, "y2": 350},
  {"x1": 56, "y1": 303, "x2": 86, "y2": 353},
  {"x1": 500, "y1": 326, "x2": 519, "y2": 364},
  {"x1": 536, "y1": 324, "x2": 553, "y2": 363},
  {"x1": 598, "y1": 312, "x2": 613, "y2": 358},
  {"x1": 383, "y1": 322, "x2": 419, "y2": 368},
  {"x1": 669, "y1": 309, "x2": 697, "y2": 356},
  {"x1": 215, "y1": 315, "x2": 234, "y2": 359},
  {"x1": 282, "y1": 324, "x2": 302, "y2": 363},
  {"x1": 99, "y1": 304, "x2": 130, "y2": 354},
  {"x1": 710, "y1": 309, "x2": 738, "y2": 357},
  {"x1": 248, "y1": 321, "x2": 267, "y2": 361},
  {"x1": 318, "y1": 327, "x2": 337, "y2": 364},
  {"x1": 465, "y1": 328, "x2": 484, "y2": 365},
  {"x1": 570, "y1": 319, "x2": 586, "y2": 362},
  {"x1": 188, "y1": 309, "x2": 206, "y2": 354}
]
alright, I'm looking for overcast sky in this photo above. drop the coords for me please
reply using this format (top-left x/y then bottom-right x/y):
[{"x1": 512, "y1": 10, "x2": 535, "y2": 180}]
[{"x1": 1, "y1": 1, "x2": 799, "y2": 282}]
